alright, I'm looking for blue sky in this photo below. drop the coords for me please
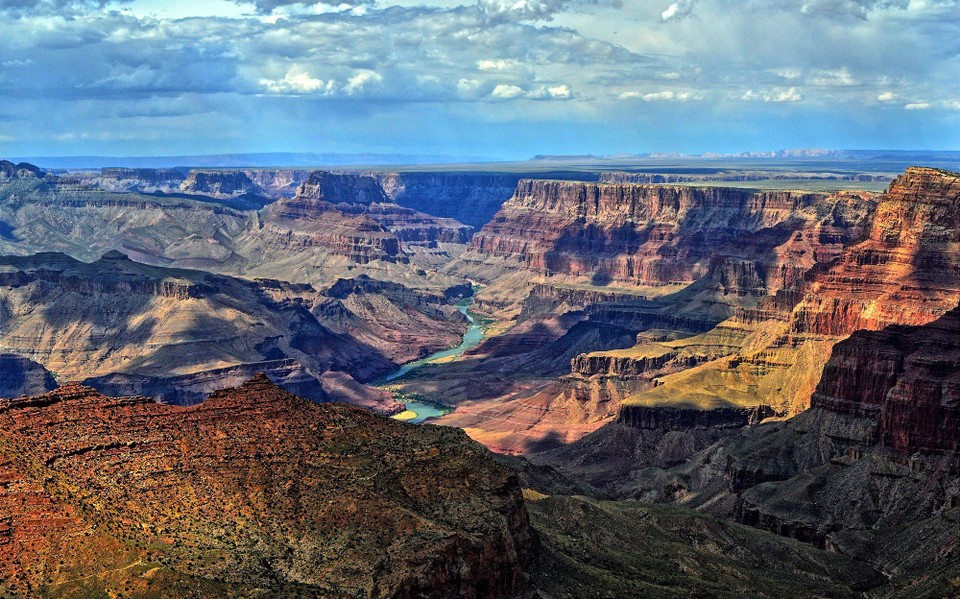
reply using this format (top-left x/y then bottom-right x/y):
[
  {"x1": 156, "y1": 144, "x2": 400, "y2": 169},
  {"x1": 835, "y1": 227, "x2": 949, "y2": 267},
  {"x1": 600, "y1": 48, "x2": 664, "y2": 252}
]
[{"x1": 0, "y1": 0, "x2": 957, "y2": 159}]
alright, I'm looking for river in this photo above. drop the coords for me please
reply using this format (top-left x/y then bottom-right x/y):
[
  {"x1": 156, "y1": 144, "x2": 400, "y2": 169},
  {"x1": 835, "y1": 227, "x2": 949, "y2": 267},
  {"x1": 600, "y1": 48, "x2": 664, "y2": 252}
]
[{"x1": 378, "y1": 297, "x2": 485, "y2": 424}]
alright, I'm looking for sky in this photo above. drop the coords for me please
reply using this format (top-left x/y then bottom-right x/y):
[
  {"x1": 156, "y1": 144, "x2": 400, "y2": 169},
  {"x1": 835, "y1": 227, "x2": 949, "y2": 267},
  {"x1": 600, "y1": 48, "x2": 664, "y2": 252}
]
[{"x1": 0, "y1": 0, "x2": 957, "y2": 160}]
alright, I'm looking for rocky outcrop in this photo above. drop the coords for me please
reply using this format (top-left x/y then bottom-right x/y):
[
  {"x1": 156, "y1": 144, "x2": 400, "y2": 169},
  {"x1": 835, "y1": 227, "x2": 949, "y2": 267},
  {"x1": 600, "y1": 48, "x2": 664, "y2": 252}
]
[
  {"x1": 0, "y1": 376, "x2": 534, "y2": 597},
  {"x1": 241, "y1": 168, "x2": 313, "y2": 198},
  {"x1": 255, "y1": 195, "x2": 407, "y2": 264},
  {"x1": 365, "y1": 203, "x2": 474, "y2": 244},
  {"x1": 618, "y1": 404, "x2": 776, "y2": 430},
  {"x1": 296, "y1": 171, "x2": 390, "y2": 205},
  {"x1": 790, "y1": 167, "x2": 960, "y2": 336},
  {"x1": 0, "y1": 161, "x2": 42, "y2": 181},
  {"x1": 0, "y1": 169, "x2": 475, "y2": 290},
  {"x1": 599, "y1": 171, "x2": 891, "y2": 185},
  {"x1": 94, "y1": 167, "x2": 187, "y2": 193},
  {"x1": 84, "y1": 358, "x2": 331, "y2": 407},
  {"x1": 179, "y1": 170, "x2": 258, "y2": 198},
  {"x1": 0, "y1": 354, "x2": 57, "y2": 397}
]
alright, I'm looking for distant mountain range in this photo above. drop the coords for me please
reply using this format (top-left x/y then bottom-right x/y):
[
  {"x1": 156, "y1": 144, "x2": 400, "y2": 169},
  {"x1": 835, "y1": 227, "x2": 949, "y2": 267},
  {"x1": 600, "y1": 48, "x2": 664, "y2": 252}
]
[{"x1": 8, "y1": 152, "x2": 490, "y2": 170}]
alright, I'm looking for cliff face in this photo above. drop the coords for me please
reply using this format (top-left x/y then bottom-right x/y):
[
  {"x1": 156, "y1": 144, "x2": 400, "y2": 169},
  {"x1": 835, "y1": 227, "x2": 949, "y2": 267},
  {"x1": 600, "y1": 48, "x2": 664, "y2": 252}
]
[
  {"x1": 0, "y1": 252, "x2": 474, "y2": 405},
  {"x1": 0, "y1": 169, "x2": 474, "y2": 291},
  {"x1": 790, "y1": 167, "x2": 960, "y2": 336},
  {"x1": 0, "y1": 376, "x2": 534, "y2": 598},
  {"x1": 297, "y1": 171, "x2": 391, "y2": 205},
  {"x1": 469, "y1": 180, "x2": 871, "y2": 287},
  {"x1": 0, "y1": 251, "x2": 397, "y2": 384},
  {"x1": 811, "y1": 305, "x2": 960, "y2": 454},
  {"x1": 93, "y1": 167, "x2": 187, "y2": 193},
  {"x1": 256, "y1": 195, "x2": 407, "y2": 265},
  {"x1": 179, "y1": 170, "x2": 258, "y2": 198}
]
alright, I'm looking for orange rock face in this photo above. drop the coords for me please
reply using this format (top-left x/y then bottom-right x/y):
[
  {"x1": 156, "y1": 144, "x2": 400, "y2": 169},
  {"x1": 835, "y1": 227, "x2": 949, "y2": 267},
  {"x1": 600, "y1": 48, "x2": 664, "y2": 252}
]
[
  {"x1": 790, "y1": 167, "x2": 960, "y2": 335},
  {"x1": 0, "y1": 376, "x2": 533, "y2": 598}
]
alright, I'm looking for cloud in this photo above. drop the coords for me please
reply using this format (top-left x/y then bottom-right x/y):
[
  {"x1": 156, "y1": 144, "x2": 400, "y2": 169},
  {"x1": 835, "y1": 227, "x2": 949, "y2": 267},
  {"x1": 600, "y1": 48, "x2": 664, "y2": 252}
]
[
  {"x1": 477, "y1": 59, "x2": 518, "y2": 71},
  {"x1": 877, "y1": 91, "x2": 897, "y2": 102},
  {"x1": 478, "y1": 0, "x2": 568, "y2": 21},
  {"x1": 660, "y1": 0, "x2": 695, "y2": 21},
  {"x1": 742, "y1": 87, "x2": 803, "y2": 102},
  {"x1": 491, "y1": 84, "x2": 525, "y2": 98},
  {"x1": 345, "y1": 69, "x2": 383, "y2": 94},
  {"x1": 807, "y1": 67, "x2": 858, "y2": 86},
  {"x1": 260, "y1": 66, "x2": 330, "y2": 94},
  {"x1": 904, "y1": 101, "x2": 930, "y2": 110},
  {"x1": 0, "y1": 0, "x2": 956, "y2": 157},
  {"x1": 240, "y1": 0, "x2": 374, "y2": 13}
]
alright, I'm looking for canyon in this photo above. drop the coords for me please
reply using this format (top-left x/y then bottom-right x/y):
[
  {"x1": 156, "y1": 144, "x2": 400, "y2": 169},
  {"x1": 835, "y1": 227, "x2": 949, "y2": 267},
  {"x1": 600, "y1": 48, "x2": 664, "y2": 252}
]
[{"x1": 0, "y1": 158, "x2": 957, "y2": 598}]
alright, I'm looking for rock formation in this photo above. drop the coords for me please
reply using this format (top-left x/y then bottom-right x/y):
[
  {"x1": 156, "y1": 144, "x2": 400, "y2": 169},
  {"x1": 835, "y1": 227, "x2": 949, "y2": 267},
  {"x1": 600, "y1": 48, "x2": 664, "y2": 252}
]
[
  {"x1": 0, "y1": 168, "x2": 475, "y2": 290},
  {"x1": 179, "y1": 170, "x2": 259, "y2": 198},
  {"x1": 0, "y1": 375, "x2": 534, "y2": 598},
  {"x1": 0, "y1": 252, "x2": 473, "y2": 408},
  {"x1": 0, "y1": 161, "x2": 42, "y2": 181}
]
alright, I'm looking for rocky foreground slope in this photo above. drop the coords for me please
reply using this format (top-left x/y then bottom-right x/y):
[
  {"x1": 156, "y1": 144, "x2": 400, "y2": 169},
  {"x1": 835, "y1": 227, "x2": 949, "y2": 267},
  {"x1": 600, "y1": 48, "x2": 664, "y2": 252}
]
[{"x1": 0, "y1": 375, "x2": 534, "y2": 598}]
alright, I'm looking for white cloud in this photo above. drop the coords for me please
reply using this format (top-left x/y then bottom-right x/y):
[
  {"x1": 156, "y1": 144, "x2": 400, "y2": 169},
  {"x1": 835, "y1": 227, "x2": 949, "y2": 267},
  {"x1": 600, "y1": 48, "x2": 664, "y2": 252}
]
[
  {"x1": 618, "y1": 91, "x2": 641, "y2": 100},
  {"x1": 345, "y1": 69, "x2": 383, "y2": 95},
  {"x1": 259, "y1": 66, "x2": 328, "y2": 94},
  {"x1": 477, "y1": 59, "x2": 517, "y2": 71},
  {"x1": 904, "y1": 101, "x2": 930, "y2": 110},
  {"x1": 877, "y1": 91, "x2": 897, "y2": 102},
  {"x1": 770, "y1": 67, "x2": 803, "y2": 80},
  {"x1": 644, "y1": 90, "x2": 675, "y2": 101},
  {"x1": 660, "y1": 0, "x2": 694, "y2": 21},
  {"x1": 742, "y1": 86, "x2": 803, "y2": 102},
  {"x1": 807, "y1": 67, "x2": 858, "y2": 86},
  {"x1": 546, "y1": 84, "x2": 571, "y2": 98},
  {"x1": 491, "y1": 84, "x2": 524, "y2": 99},
  {"x1": 944, "y1": 100, "x2": 960, "y2": 111}
]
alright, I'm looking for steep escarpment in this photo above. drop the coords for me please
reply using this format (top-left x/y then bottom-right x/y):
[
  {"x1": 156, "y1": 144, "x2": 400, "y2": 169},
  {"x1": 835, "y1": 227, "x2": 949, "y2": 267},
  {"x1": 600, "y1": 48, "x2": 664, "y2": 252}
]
[
  {"x1": 791, "y1": 167, "x2": 960, "y2": 336},
  {"x1": 565, "y1": 168, "x2": 959, "y2": 429},
  {"x1": 811, "y1": 305, "x2": 960, "y2": 454},
  {"x1": 467, "y1": 180, "x2": 864, "y2": 286},
  {"x1": 93, "y1": 167, "x2": 188, "y2": 193},
  {"x1": 422, "y1": 185, "x2": 877, "y2": 452},
  {"x1": 179, "y1": 170, "x2": 258, "y2": 198},
  {"x1": 0, "y1": 376, "x2": 534, "y2": 598},
  {"x1": 236, "y1": 171, "x2": 475, "y2": 280}
]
